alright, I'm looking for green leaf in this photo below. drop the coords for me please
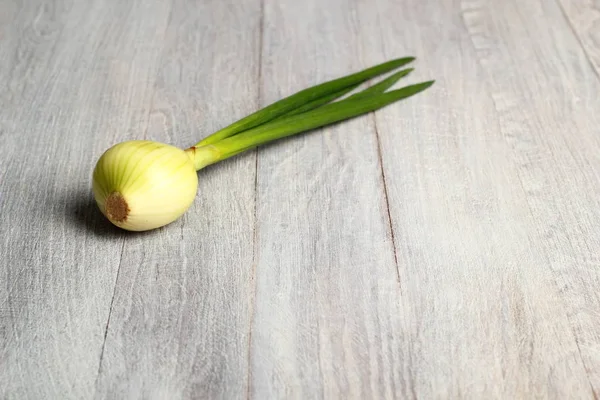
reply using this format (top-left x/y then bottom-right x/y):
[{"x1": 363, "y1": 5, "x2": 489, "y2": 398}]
[
  {"x1": 275, "y1": 84, "x2": 360, "y2": 119},
  {"x1": 275, "y1": 67, "x2": 414, "y2": 120},
  {"x1": 346, "y1": 68, "x2": 413, "y2": 100},
  {"x1": 200, "y1": 80, "x2": 434, "y2": 165},
  {"x1": 196, "y1": 57, "x2": 415, "y2": 146}
]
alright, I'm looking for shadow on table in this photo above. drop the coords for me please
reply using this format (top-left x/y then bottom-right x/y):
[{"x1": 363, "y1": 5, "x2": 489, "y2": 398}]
[
  {"x1": 60, "y1": 187, "x2": 158, "y2": 239},
  {"x1": 62, "y1": 188, "x2": 123, "y2": 238}
]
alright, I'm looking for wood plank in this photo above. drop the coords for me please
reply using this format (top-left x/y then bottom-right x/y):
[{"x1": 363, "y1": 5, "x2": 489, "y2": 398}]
[
  {"x1": 93, "y1": 0, "x2": 262, "y2": 398},
  {"x1": 558, "y1": 0, "x2": 600, "y2": 74},
  {"x1": 460, "y1": 0, "x2": 600, "y2": 393},
  {"x1": 249, "y1": 0, "x2": 407, "y2": 398},
  {"x1": 0, "y1": 0, "x2": 172, "y2": 397},
  {"x1": 356, "y1": 0, "x2": 597, "y2": 397},
  {"x1": 3, "y1": 0, "x2": 600, "y2": 397}
]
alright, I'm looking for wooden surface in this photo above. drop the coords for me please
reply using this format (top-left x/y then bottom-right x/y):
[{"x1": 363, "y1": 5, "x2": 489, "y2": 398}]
[{"x1": 2, "y1": 0, "x2": 600, "y2": 398}]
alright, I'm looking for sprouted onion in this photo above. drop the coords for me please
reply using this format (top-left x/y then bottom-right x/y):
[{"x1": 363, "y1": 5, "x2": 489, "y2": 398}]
[{"x1": 92, "y1": 57, "x2": 434, "y2": 231}]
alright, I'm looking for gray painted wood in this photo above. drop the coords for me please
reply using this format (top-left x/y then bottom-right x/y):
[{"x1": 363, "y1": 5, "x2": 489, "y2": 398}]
[
  {"x1": 0, "y1": 0, "x2": 172, "y2": 398},
  {"x1": 559, "y1": 0, "x2": 600, "y2": 75},
  {"x1": 559, "y1": 4, "x2": 600, "y2": 390},
  {"x1": 356, "y1": 0, "x2": 598, "y2": 397},
  {"x1": 465, "y1": 0, "x2": 600, "y2": 392},
  {"x1": 249, "y1": 0, "x2": 406, "y2": 398},
  {"x1": 2, "y1": 0, "x2": 600, "y2": 398},
  {"x1": 93, "y1": 0, "x2": 261, "y2": 398}
]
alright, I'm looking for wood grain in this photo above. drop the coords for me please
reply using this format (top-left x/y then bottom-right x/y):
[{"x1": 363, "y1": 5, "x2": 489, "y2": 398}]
[
  {"x1": 356, "y1": 0, "x2": 599, "y2": 397},
  {"x1": 249, "y1": 0, "x2": 407, "y2": 398},
  {"x1": 2, "y1": 0, "x2": 600, "y2": 398},
  {"x1": 558, "y1": 0, "x2": 600, "y2": 76},
  {"x1": 93, "y1": 0, "x2": 261, "y2": 398},
  {"x1": 0, "y1": 0, "x2": 171, "y2": 398},
  {"x1": 461, "y1": 0, "x2": 600, "y2": 393}
]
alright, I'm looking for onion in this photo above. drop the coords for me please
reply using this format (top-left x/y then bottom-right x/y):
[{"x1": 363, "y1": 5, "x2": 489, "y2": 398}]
[{"x1": 92, "y1": 58, "x2": 433, "y2": 231}]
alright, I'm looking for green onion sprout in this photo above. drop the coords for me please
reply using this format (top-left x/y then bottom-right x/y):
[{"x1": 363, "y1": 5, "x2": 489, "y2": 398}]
[{"x1": 92, "y1": 58, "x2": 434, "y2": 231}]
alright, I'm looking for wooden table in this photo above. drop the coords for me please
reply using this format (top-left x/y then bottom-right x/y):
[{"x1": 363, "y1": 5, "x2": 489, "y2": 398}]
[{"x1": 2, "y1": 0, "x2": 600, "y2": 398}]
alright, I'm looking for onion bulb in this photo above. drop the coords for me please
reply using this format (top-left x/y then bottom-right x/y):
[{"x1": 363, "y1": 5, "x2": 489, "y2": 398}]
[{"x1": 92, "y1": 140, "x2": 198, "y2": 231}]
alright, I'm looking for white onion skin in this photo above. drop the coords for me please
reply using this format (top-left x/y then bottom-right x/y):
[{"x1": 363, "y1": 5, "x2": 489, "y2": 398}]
[{"x1": 92, "y1": 140, "x2": 198, "y2": 231}]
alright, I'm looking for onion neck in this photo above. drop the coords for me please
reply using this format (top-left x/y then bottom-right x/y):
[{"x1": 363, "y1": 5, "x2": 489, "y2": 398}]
[{"x1": 185, "y1": 145, "x2": 223, "y2": 170}]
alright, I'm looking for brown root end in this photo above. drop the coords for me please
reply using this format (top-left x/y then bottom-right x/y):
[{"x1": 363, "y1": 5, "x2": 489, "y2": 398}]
[{"x1": 105, "y1": 192, "x2": 129, "y2": 222}]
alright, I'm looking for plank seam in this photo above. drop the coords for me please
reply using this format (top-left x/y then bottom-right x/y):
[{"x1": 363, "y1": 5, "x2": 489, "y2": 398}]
[
  {"x1": 91, "y1": 0, "x2": 176, "y2": 394},
  {"x1": 246, "y1": 0, "x2": 265, "y2": 398},
  {"x1": 93, "y1": 238, "x2": 125, "y2": 395},
  {"x1": 369, "y1": 2, "x2": 404, "y2": 292},
  {"x1": 372, "y1": 115, "x2": 401, "y2": 288},
  {"x1": 555, "y1": 0, "x2": 600, "y2": 83}
]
